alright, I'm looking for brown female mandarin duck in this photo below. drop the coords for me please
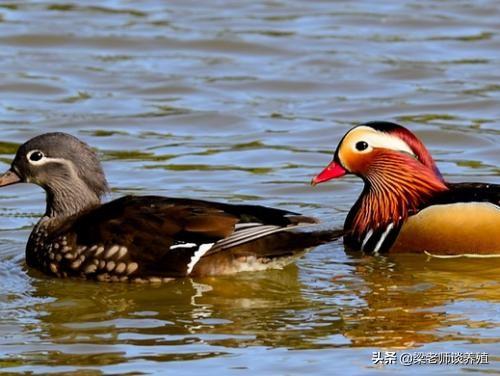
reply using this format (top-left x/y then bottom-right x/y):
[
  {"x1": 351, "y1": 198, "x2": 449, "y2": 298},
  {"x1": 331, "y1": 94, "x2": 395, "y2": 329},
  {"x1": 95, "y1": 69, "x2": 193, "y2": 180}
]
[
  {"x1": 312, "y1": 121, "x2": 499, "y2": 255},
  {"x1": 0, "y1": 133, "x2": 341, "y2": 282}
]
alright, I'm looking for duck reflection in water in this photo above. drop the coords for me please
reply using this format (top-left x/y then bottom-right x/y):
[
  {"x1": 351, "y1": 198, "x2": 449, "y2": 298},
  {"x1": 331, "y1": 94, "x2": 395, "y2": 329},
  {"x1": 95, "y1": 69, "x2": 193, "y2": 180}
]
[{"x1": 10, "y1": 248, "x2": 498, "y2": 364}]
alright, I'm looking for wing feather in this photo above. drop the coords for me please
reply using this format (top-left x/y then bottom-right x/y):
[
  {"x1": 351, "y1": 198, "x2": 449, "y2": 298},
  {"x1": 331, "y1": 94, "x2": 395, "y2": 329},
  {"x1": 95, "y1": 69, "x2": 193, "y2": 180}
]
[{"x1": 47, "y1": 195, "x2": 322, "y2": 277}]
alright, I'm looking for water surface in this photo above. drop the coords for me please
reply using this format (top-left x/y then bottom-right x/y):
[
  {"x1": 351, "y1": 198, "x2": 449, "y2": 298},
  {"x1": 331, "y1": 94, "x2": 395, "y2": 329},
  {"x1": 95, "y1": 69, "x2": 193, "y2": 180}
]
[{"x1": 0, "y1": 1, "x2": 499, "y2": 374}]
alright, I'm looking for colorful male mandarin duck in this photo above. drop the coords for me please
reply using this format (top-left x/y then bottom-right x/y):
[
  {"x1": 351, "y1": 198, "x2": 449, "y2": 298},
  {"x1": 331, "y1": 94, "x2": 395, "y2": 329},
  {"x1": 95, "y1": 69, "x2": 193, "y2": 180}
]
[
  {"x1": 0, "y1": 133, "x2": 341, "y2": 282},
  {"x1": 312, "y1": 121, "x2": 499, "y2": 255}
]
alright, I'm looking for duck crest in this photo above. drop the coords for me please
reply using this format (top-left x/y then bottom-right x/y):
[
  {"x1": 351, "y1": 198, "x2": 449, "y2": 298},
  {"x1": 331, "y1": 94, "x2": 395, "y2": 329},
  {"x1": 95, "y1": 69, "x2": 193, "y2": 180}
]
[{"x1": 346, "y1": 150, "x2": 448, "y2": 252}]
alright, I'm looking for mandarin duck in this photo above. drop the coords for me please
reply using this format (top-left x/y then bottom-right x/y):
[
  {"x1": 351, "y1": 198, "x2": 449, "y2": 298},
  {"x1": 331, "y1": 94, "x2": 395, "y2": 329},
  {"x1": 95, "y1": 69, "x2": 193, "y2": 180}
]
[
  {"x1": 0, "y1": 133, "x2": 342, "y2": 282},
  {"x1": 312, "y1": 121, "x2": 499, "y2": 255}
]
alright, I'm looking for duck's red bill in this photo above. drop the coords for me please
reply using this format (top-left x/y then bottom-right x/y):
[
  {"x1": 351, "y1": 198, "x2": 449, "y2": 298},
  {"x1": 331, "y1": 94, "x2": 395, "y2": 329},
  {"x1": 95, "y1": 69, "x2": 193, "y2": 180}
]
[
  {"x1": 311, "y1": 161, "x2": 346, "y2": 186},
  {"x1": 0, "y1": 170, "x2": 21, "y2": 187}
]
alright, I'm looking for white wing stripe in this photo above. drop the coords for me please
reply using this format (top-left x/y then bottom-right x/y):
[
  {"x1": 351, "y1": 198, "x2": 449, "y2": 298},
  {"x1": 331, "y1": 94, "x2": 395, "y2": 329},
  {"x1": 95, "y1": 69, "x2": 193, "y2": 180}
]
[
  {"x1": 361, "y1": 229, "x2": 373, "y2": 251},
  {"x1": 170, "y1": 243, "x2": 197, "y2": 250},
  {"x1": 215, "y1": 225, "x2": 281, "y2": 248},
  {"x1": 187, "y1": 243, "x2": 214, "y2": 275},
  {"x1": 216, "y1": 228, "x2": 288, "y2": 249},
  {"x1": 234, "y1": 222, "x2": 264, "y2": 229},
  {"x1": 373, "y1": 223, "x2": 394, "y2": 254}
]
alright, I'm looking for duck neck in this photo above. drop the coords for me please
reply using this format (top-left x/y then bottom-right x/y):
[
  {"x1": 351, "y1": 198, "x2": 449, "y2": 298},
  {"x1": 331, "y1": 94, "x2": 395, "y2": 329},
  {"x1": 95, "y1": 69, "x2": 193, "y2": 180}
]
[
  {"x1": 44, "y1": 179, "x2": 101, "y2": 218},
  {"x1": 346, "y1": 153, "x2": 448, "y2": 238}
]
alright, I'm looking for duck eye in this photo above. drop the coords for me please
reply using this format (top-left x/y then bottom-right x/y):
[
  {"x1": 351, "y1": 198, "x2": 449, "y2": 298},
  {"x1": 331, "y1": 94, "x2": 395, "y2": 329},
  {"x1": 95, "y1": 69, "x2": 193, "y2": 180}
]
[
  {"x1": 355, "y1": 141, "x2": 369, "y2": 151},
  {"x1": 28, "y1": 150, "x2": 44, "y2": 162}
]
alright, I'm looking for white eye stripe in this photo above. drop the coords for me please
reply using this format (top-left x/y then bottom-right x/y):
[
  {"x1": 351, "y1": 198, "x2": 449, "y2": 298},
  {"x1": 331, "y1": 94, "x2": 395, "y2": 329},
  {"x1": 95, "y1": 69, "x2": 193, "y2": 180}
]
[
  {"x1": 26, "y1": 151, "x2": 74, "y2": 169},
  {"x1": 27, "y1": 150, "x2": 45, "y2": 164},
  {"x1": 28, "y1": 156, "x2": 67, "y2": 166},
  {"x1": 24, "y1": 153, "x2": 83, "y2": 186},
  {"x1": 350, "y1": 127, "x2": 415, "y2": 156}
]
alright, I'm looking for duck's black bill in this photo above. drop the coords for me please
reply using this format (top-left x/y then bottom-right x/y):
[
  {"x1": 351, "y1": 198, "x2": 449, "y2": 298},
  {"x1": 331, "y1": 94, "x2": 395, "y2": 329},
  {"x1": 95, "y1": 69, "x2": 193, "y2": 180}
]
[{"x1": 0, "y1": 170, "x2": 21, "y2": 187}]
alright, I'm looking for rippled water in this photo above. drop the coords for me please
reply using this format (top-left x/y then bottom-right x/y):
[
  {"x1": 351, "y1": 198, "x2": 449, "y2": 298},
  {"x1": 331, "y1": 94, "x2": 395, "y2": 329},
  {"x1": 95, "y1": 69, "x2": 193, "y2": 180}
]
[{"x1": 0, "y1": 1, "x2": 499, "y2": 374}]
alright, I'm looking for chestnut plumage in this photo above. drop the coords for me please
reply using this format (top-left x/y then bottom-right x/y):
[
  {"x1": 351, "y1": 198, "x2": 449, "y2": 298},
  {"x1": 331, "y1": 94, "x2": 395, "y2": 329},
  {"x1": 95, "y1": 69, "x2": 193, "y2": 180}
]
[
  {"x1": 313, "y1": 121, "x2": 500, "y2": 255},
  {"x1": 0, "y1": 133, "x2": 342, "y2": 281}
]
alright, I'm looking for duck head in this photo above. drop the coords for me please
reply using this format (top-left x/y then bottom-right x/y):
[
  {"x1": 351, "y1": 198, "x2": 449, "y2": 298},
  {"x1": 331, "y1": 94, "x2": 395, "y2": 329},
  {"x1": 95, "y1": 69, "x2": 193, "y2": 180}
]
[
  {"x1": 312, "y1": 121, "x2": 443, "y2": 184},
  {"x1": 312, "y1": 122, "x2": 448, "y2": 241},
  {"x1": 0, "y1": 132, "x2": 108, "y2": 218}
]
